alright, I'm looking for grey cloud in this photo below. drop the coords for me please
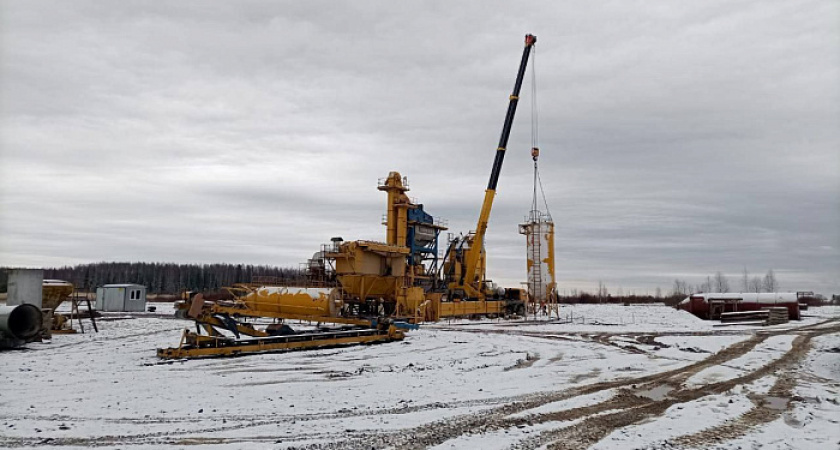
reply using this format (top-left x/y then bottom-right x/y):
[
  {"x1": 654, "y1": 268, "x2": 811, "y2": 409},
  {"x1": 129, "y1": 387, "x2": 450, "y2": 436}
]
[{"x1": 1, "y1": 0, "x2": 837, "y2": 294}]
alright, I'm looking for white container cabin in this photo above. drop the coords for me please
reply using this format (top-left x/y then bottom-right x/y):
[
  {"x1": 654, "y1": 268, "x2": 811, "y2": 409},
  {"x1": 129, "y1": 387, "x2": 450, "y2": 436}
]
[{"x1": 95, "y1": 284, "x2": 146, "y2": 312}]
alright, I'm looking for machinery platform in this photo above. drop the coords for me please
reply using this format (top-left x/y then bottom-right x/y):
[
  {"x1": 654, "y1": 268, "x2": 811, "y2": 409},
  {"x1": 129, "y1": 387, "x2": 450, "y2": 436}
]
[{"x1": 157, "y1": 325, "x2": 404, "y2": 360}]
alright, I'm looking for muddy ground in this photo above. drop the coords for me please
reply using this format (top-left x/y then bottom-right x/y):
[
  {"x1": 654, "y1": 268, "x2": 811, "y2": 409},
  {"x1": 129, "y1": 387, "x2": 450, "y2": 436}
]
[{"x1": 1, "y1": 305, "x2": 838, "y2": 449}]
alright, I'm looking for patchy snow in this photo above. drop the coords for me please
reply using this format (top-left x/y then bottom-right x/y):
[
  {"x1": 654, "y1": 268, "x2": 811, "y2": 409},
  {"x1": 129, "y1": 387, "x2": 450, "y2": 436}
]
[
  {"x1": 0, "y1": 311, "x2": 686, "y2": 443},
  {"x1": 432, "y1": 303, "x2": 835, "y2": 334},
  {"x1": 736, "y1": 375, "x2": 778, "y2": 396},
  {"x1": 429, "y1": 303, "x2": 715, "y2": 333},
  {"x1": 803, "y1": 305, "x2": 840, "y2": 320},
  {"x1": 706, "y1": 393, "x2": 840, "y2": 450},
  {"x1": 591, "y1": 391, "x2": 755, "y2": 450},
  {"x1": 653, "y1": 335, "x2": 750, "y2": 361},
  {"x1": 685, "y1": 334, "x2": 797, "y2": 387},
  {"x1": 429, "y1": 419, "x2": 581, "y2": 450},
  {"x1": 508, "y1": 390, "x2": 617, "y2": 419},
  {"x1": 805, "y1": 333, "x2": 840, "y2": 383},
  {"x1": 0, "y1": 303, "x2": 837, "y2": 449}
]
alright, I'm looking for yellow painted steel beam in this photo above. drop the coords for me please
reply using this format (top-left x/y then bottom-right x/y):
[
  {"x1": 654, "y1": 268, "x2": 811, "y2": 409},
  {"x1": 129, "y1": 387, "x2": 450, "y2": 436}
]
[
  {"x1": 438, "y1": 299, "x2": 507, "y2": 318},
  {"x1": 207, "y1": 304, "x2": 372, "y2": 326},
  {"x1": 196, "y1": 315, "x2": 270, "y2": 337},
  {"x1": 546, "y1": 221, "x2": 557, "y2": 296},
  {"x1": 156, "y1": 329, "x2": 403, "y2": 360}
]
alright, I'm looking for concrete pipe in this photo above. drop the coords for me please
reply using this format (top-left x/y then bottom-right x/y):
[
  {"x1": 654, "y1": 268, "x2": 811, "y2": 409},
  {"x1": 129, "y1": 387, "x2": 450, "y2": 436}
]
[{"x1": 0, "y1": 304, "x2": 44, "y2": 342}]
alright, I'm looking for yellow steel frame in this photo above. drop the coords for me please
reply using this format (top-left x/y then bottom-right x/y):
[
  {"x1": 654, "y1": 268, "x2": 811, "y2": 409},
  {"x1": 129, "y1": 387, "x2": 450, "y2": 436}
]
[
  {"x1": 207, "y1": 304, "x2": 372, "y2": 327},
  {"x1": 461, "y1": 188, "x2": 496, "y2": 297},
  {"x1": 195, "y1": 314, "x2": 270, "y2": 337},
  {"x1": 157, "y1": 327, "x2": 404, "y2": 359}
]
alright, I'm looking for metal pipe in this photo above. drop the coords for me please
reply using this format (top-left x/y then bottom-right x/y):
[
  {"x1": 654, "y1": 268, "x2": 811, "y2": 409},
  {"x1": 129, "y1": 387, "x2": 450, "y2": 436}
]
[{"x1": 0, "y1": 304, "x2": 43, "y2": 342}]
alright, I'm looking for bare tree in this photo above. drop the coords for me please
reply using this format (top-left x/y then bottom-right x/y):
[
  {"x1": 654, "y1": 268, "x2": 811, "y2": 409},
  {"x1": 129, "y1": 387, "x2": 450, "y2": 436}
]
[
  {"x1": 699, "y1": 276, "x2": 712, "y2": 293},
  {"x1": 672, "y1": 279, "x2": 688, "y2": 296},
  {"x1": 749, "y1": 276, "x2": 763, "y2": 293},
  {"x1": 742, "y1": 266, "x2": 749, "y2": 292},
  {"x1": 713, "y1": 271, "x2": 730, "y2": 293},
  {"x1": 597, "y1": 280, "x2": 608, "y2": 302},
  {"x1": 655, "y1": 287, "x2": 662, "y2": 298},
  {"x1": 763, "y1": 269, "x2": 779, "y2": 292}
]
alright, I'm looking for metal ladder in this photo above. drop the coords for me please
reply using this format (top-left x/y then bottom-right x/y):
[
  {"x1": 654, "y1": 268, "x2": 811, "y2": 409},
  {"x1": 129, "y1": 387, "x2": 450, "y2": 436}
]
[{"x1": 69, "y1": 293, "x2": 98, "y2": 333}]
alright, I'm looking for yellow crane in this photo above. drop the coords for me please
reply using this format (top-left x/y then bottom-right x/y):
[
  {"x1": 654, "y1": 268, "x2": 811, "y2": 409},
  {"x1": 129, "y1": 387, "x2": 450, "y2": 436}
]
[
  {"x1": 444, "y1": 34, "x2": 537, "y2": 304},
  {"x1": 157, "y1": 34, "x2": 540, "y2": 359}
]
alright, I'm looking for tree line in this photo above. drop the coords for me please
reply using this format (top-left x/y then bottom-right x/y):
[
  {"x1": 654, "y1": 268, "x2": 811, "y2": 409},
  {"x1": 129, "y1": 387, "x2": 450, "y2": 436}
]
[
  {"x1": 0, "y1": 262, "x2": 302, "y2": 294},
  {"x1": 558, "y1": 291, "x2": 682, "y2": 306},
  {"x1": 671, "y1": 268, "x2": 780, "y2": 297},
  {"x1": 555, "y1": 268, "x2": 832, "y2": 307}
]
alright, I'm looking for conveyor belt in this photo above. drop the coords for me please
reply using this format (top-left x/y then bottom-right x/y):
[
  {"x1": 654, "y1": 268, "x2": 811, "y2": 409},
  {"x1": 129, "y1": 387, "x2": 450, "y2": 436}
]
[{"x1": 157, "y1": 326, "x2": 404, "y2": 359}]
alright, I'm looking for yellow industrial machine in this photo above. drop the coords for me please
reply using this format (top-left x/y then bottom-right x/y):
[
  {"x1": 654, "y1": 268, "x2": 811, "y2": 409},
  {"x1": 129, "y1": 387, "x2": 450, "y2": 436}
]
[
  {"x1": 323, "y1": 172, "x2": 447, "y2": 322},
  {"x1": 158, "y1": 286, "x2": 405, "y2": 360},
  {"x1": 42, "y1": 280, "x2": 75, "y2": 311},
  {"x1": 443, "y1": 34, "x2": 536, "y2": 307},
  {"x1": 158, "y1": 33, "x2": 538, "y2": 359},
  {"x1": 322, "y1": 170, "x2": 526, "y2": 321},
  {"x1": 323, "y1": 34, "x2": 537, "y2": 320},
  {"x1": 42, "y1": 280, "x2": 86, "y2": 334}
]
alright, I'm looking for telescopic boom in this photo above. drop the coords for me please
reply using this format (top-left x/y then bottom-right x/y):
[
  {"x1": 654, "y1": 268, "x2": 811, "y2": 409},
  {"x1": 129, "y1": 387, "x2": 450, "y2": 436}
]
[{"x1": 453, "y1": 34, "x2": 536, "y2": 297}]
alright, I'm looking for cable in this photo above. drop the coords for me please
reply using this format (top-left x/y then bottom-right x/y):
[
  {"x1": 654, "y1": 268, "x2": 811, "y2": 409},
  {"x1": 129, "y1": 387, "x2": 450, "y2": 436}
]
[
  {"x1": 530, "y1": 47, "x2": 538, "y2": 151},
  {"x1": 536, "y1": 164, "x2": 553, "y2": 221},
  {"x1": 527, "y1": 46, "x2": 552, "y2": 222}
]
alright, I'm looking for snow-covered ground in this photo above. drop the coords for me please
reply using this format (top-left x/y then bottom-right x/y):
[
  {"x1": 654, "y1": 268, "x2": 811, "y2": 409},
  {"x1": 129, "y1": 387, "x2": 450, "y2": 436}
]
[{"x1": 0, "y1": 303, "x2": 838, "y2": 449}]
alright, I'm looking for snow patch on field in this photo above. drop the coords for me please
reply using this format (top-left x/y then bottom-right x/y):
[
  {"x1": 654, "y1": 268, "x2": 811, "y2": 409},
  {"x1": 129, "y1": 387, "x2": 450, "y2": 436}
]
[
  {"x1": 685, "y1": 334, "x2": 796, "y2": 387},
  {"x1": 430, "y1": 419, "x2": 580, "y2": 450},
  {"x1": 431, "y1": 304, "x2": 714, "y2": 334},
  {"x1": 0, "y1": 304, "x2": 837, "y2": 449},
  {"x1": 0, "y1": 310, "x2": 688, "y2": 445},
  {"x1": 654, "y1": 334, "x2": 750, "y2": 361},
  {"x1": 805, "y1": 333, "x2": 840, "y2": 383},
  {"x1": 707, "y1": 402, "x2": 840, "y2": 450},
  {"x1": 508, "y1": 389, "x2": 617, "y2": 418},
  {"x1": 592, "y1": 392, "x2": 754, "y2": 450}
]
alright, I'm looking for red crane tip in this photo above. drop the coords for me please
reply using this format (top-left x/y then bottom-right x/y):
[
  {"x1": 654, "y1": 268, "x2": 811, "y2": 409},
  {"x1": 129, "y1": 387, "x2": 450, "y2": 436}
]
[{"x1": 525, "y1": 34, "x2": 537, "y2": 46}]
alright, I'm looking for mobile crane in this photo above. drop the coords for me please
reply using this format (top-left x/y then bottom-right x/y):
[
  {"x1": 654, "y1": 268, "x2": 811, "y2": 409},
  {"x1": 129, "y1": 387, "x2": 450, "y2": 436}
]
[
  {"x1": 443, "y1": 34, "x2": 537, "y2": 306},
  {"x1": 157, "y1": 34, "x2": 539, "y2": 358},
  {"x1": 318, "y1": 34, "x2": 538, "y2": 320}
]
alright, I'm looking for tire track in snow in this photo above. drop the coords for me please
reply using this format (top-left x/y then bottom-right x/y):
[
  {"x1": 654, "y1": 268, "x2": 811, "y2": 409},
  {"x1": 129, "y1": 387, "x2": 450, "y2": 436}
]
[
  {"x1": 302, "y1": 321, "x2": 837, "y2": 450},
  {"x1": 506, "y1": 326, "x2": 837, "y2": 450},
  {"x1": 290, "y1": 331, "x2": 777, "y2": 449},
  {"x1": 2, "y1": 320, "x2": 834, "y2": 449}
]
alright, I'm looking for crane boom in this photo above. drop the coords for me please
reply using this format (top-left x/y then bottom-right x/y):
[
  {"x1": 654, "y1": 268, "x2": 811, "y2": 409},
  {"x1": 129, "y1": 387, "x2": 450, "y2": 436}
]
[{"x1": 451, "y1": 33, "x2": 536, "y2": 298}]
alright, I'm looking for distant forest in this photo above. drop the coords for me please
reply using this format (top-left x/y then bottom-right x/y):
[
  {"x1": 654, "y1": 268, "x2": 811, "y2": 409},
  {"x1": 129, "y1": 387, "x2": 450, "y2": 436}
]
[{"x1": 0, "y1": 262, "x2": 301, "y2": 294}]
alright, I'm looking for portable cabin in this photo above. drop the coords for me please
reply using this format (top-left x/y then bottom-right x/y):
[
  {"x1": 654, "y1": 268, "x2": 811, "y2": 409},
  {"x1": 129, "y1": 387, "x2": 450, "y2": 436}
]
[{"x1": 95, "y1": 284, "x2": 146, "y2": 312}]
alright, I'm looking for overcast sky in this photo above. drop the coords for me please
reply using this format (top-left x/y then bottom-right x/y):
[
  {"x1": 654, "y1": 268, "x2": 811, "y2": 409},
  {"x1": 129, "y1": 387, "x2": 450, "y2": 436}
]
[{"x1": 1, "y1": 0, "x2": 838, "y2": 295}]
